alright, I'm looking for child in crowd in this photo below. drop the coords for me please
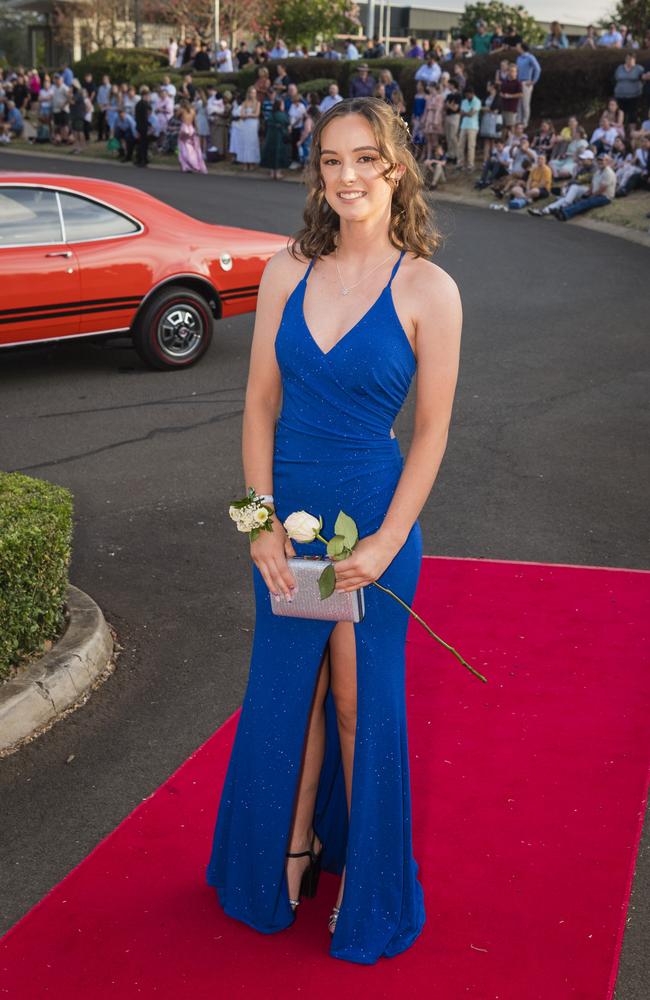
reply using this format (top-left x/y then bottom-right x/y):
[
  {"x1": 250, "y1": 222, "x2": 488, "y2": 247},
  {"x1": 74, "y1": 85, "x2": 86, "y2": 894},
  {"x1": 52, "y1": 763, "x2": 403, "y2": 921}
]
[{"x1": 422, "y1": 143, "x2": 448, "y2": 189}]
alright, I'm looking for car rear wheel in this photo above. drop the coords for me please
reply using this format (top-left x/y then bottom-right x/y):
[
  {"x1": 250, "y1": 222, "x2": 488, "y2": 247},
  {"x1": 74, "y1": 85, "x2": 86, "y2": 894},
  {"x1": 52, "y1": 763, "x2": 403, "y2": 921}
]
[{"x1": 132, "y1": 285, "x2": 214, "y2": 370}]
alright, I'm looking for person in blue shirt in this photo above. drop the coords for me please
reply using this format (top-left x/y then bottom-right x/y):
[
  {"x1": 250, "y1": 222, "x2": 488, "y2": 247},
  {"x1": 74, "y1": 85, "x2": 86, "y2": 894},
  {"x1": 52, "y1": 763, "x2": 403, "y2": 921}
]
[
  {"x1": 7, "y1": 102, "x2": 24, "y2": 138},
  {"x1": 61, "y1": 64, "x2": 74, "y2": 87},
  {"x1": 113, "y1": 108, "x2": 137, "y2": 161},
  {"x1": 515, "y1": 42, "x2": 541, "y2": 127},
  {"x1": 456, "y1": 85, "x2": 482, "y2": 171}
]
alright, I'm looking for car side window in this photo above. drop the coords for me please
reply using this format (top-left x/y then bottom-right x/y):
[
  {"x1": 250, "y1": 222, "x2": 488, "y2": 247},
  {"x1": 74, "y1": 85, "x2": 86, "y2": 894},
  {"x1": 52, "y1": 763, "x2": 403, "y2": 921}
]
[
  {"x1": 0, "y1": 188, "x2": 63, "y2": 246},
  {"x1": 58, "y1": 192, "x2": 140, "y2": 242}
]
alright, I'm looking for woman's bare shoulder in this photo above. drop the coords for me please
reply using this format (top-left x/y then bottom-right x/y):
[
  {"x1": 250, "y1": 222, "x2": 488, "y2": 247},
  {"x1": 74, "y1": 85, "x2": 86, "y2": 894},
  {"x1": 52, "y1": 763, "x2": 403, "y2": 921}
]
[
  {"x1": 403, "y1": 254, "x2": 462, "y2": 340},
  {"x1": 406, "y1": 254, "x2": 460, "y2": 309},
  {"x1": 405, "y1": 254, "x2": 459, "y2": 300},
  {"x1": 263, "y1": 244, "x2": 313, "y2": 296}
]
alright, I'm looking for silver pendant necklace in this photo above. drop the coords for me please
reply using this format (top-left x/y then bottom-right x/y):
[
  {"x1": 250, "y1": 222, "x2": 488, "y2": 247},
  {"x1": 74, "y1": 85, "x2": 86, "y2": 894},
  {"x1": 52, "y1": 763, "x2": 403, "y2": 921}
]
[{"x1": 334, "y1": 246, "x2": 399, "y2": 296}]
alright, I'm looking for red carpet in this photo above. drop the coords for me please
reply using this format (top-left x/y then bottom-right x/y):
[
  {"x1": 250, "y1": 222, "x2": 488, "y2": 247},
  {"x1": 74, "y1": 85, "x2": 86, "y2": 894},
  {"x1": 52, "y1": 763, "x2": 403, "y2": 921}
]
[{"x1": 1, "y1": 557, "x2": 649, "y2": 999}]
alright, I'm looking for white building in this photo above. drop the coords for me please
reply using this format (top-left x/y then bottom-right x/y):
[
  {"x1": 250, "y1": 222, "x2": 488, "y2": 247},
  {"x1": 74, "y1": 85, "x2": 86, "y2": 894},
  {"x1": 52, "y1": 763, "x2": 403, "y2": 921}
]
[{"x1": 357, "y1": 0, "x2": 612, "y2": 42}]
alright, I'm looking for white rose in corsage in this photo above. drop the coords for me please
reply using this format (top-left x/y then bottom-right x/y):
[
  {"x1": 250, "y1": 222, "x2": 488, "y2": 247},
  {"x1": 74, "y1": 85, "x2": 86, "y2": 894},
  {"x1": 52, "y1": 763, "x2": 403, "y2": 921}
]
[
  {"x1": 228, "y1": 486, "x2": 275, "y2": 541},
  {"x1": 284, "y1": 508, "x2": 487, "y2": 683}
]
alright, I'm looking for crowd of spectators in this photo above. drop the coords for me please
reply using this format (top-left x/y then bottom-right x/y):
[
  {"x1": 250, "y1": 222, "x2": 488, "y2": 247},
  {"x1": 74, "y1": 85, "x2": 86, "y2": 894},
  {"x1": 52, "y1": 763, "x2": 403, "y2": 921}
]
[{"x1": 1, "y1": 24, "x2": 649, "y2": 209}]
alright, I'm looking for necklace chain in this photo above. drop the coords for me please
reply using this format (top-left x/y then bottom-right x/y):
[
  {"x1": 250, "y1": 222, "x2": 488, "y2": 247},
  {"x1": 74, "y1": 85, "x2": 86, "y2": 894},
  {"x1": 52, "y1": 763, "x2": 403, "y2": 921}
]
[{"x1": 334, "y1": 246, "x2": 399, "y2": 296}]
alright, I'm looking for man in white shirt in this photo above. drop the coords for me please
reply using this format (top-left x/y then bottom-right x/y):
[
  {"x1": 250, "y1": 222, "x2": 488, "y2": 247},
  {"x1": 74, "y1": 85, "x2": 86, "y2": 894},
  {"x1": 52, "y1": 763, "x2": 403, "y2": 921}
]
[
  {"x1": 319, "y1": 83, "x2": 343, "y2": 113},
  {"x1": 216, "y1": 40, "x2": 233, "y2": 74},
  {"x1": 345, "y1": 38, "x2": 360, "y2": 60},
  {"x1": 556, "y1": 152, "x2": 616, "y2": 219},
  {"x1": 168, "y1": 38, "x2": 178, "y2": 67},
  {"x1": 590, "y1": 115, "x2": 618, "y2": 152},
  {"x1": 415, "y1": 55, "x2": 441, "y2": 86}
]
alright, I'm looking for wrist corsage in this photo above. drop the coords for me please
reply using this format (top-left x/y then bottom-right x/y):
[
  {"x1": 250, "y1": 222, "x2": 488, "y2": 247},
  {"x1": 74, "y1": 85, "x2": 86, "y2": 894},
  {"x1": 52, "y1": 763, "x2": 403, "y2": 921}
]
[{"x1": 228, "y1": 487, "x2": 275, "y2": 542}]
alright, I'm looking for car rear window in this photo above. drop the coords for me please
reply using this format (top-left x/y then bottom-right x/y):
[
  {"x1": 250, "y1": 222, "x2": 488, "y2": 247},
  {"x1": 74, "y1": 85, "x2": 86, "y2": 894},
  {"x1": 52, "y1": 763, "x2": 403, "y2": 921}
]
[
  {"x1": 58, "y1": 192, "x2": 140, "y2": 241},
  {"x1": 0, "y1": 188, "x2": 63, "y2": 246}
]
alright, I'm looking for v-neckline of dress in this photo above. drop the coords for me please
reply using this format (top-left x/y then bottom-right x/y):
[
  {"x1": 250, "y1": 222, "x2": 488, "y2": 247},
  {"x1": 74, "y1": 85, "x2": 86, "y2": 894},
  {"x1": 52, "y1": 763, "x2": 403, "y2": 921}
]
[{"x1": 301, "y1": 285, "x2": 390, "y2": 358}]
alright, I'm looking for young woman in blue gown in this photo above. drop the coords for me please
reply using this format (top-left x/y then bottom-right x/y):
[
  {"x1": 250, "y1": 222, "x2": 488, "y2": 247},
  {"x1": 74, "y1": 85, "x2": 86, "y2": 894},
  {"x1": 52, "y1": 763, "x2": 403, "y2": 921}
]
[{"x1": 206, "y1": 96, "x2": 463, "y2": 965}]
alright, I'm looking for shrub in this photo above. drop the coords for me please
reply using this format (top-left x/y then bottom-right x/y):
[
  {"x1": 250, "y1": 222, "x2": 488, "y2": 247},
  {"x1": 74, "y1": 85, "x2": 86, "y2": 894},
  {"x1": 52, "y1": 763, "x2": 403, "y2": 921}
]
[
  {"x1": 0, "y1": 472, "x2": 73, "y2": 681},
  {"x1": 72, "y1": 47, "x2": 168, "y2": 85},
  {"x1": 462, "y1": 46, "x2": 650, "y2": 121},
  {"x1": 297, "y1": 78, "x2": 337, "y2": 96}
]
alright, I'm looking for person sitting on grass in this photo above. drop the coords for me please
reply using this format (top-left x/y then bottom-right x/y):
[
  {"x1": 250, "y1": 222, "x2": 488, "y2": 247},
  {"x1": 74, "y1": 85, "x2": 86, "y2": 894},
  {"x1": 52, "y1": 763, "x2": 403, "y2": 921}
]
[
  {"x1": 507, "y1": 152, "x2": 552, "y2": 207},
  {"x1": 422, "y1": 143, "x2": 448, "y2": 189},
  {"x1": 548, "y1": 126, "x2": 589, "y2": 179},
  {"x1": 614, "y1": 135, "x2": 650, "y2": 195},
  {"x1": 491, "y1": 136, "x2": 537, "y2": 197},
  {"x1": 553, "y1": 151, "x2": 616, "y2": 220},
  {"x1": 589, "y1": 113, "x2": 618, "y2": 154},
  {"x1": 475, "y1": 138, "x2": 511, "y2": 189},
  {"x1": 528, "y1": 149, "x2": 596, "y2": 217}
]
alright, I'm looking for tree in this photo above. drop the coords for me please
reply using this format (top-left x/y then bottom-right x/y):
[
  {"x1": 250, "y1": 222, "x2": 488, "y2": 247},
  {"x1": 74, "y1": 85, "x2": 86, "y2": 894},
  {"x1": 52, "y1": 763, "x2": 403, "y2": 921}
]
[
  {"x1": 458, "y1": 2, "x2": 544, "y2": 47},
  {"x1": 143, "y1": 0, "x2": 270, "y2": 47},
  {"x1": 267, "y1": 0, "x2": 361, "y2": 49},
  {"x1": 602, "y1": 0, "x2": 650, "y2": 37}
]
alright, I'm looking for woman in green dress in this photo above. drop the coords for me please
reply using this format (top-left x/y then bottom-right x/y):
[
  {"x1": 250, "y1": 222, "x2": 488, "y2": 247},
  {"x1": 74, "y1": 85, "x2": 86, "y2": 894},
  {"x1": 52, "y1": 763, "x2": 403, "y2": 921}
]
[{"x1": 260, "y1": 97, "x2": 292, "y2": 179}]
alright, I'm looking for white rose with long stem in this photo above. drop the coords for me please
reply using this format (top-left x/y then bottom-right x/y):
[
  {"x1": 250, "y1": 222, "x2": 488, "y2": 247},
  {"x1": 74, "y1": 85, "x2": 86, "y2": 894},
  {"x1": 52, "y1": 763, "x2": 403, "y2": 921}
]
[
  {"x1": 283, "y1": 511, "x2": 322, "y2": 543},
  {"x1": 284, "y1": 508, "x2": 487, "y2": 683}
]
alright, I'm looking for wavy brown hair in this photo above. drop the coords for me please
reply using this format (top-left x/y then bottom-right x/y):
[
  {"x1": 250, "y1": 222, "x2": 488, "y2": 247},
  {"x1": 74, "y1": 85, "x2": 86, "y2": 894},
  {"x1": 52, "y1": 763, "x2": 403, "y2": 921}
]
[{"x1": 289, "y1": 97, "x2": 442, "y2": 262}]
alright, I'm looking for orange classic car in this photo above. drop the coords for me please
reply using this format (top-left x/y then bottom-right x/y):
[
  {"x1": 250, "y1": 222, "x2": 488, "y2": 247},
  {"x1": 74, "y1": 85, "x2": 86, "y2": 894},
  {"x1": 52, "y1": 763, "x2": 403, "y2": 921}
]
[{"x1": 0, "y1": 172, "x2": 288, "y2": 369}]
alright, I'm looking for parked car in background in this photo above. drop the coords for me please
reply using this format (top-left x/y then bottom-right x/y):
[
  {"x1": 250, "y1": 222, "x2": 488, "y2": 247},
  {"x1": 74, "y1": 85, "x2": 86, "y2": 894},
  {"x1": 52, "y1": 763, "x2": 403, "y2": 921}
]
[{"x1": 0, "y1": 172, "x2": 288, "y2": 369}]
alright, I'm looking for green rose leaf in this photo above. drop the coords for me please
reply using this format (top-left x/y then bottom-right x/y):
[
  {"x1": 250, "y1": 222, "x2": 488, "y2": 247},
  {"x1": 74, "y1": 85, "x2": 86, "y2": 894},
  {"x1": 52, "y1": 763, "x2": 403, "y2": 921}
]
[
  {"x1": 334, "y1": 510, "x2": 358, "y2": 550},
  {"x1": 318, "y1": 563, "x2": 336, "y2": 599},
  {"x1": 327, "y1": 533, "x2": 346, "y2": 557}
]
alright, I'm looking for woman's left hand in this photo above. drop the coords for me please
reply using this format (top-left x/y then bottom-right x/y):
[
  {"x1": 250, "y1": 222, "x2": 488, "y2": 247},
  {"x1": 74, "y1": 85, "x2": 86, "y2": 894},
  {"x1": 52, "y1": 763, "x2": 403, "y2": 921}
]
[{"x1": 333, "y1": 533, "x2": 399, "y2": 592}]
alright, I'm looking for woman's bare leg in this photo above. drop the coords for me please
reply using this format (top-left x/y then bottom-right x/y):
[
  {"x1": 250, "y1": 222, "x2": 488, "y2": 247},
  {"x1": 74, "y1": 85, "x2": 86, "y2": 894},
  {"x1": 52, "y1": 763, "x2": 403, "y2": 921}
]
[
  {"x1": 285, "y1": 644, "x2": 330, "y2": 902},
  {"x1": 286, "y1": 620, "x2": 357, "y2": 916},
  {"x1": 328, "y1": 619, "x2": 358, "y2": 917}
]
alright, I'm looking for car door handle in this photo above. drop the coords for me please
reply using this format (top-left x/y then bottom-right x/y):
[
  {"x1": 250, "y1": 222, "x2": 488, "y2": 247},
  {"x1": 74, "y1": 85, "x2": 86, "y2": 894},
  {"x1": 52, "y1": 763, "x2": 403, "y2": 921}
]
[{"x1": 45, "y1": 250, "x2": 73, "y2": 258}]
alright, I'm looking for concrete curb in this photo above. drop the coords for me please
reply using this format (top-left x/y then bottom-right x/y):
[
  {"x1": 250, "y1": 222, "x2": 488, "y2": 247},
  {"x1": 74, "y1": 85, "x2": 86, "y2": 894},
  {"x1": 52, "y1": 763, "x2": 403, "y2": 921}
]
[{"x1": 0, "y1": 585, "x2": 114, "y2": 755}]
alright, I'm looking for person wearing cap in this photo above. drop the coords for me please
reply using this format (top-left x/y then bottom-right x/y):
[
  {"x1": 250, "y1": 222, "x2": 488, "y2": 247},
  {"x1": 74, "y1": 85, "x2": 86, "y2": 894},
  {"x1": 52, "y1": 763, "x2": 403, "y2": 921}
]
[
  {"x1": 528, "y1": 149, "x2": 595, "y2": 216},
  {"x1": 348, "y1": 63, "x2": 375, "y2": 98},
  {"x1": 554, "y1": 152, "x2": 616, "y2": 220}
]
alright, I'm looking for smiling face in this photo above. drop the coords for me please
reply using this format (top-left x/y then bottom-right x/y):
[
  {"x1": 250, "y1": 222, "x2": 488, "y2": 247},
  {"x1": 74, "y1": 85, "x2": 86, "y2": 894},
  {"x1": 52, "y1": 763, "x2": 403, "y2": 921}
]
[{"x1": 319, "y1": 113, "x2": 405, "y2": 220}]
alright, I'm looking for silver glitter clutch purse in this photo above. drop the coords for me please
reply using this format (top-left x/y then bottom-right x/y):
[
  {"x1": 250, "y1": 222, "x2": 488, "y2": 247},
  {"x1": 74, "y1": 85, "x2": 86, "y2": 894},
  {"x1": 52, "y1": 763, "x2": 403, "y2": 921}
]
[{"x1": 270, "y1": 556, "x2": 365, "y2": 622}]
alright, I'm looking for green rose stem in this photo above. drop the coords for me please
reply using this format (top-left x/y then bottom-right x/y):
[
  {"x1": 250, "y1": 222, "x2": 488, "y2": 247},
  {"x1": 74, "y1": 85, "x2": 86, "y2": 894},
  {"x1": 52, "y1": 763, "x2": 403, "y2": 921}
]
[
  {"x1": 314, "y1": 531, "x2": 487, "y2": 684},
  {"x1": 371, "y1": 580, "x2": 487, "y2": 683}
]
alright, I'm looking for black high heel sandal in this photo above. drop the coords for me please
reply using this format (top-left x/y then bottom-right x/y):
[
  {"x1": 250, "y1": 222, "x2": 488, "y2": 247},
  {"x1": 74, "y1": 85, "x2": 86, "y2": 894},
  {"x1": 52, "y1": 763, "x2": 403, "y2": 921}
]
[{"x1": 286, "y1": 830, "x2": 323, "y2": 912}]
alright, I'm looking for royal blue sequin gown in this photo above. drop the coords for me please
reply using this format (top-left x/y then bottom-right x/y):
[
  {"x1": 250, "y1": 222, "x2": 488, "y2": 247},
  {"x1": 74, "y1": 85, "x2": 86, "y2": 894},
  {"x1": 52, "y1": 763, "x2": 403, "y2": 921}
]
[{"x1": 206, "y1": 249, "x2": 426, "y2": 964}]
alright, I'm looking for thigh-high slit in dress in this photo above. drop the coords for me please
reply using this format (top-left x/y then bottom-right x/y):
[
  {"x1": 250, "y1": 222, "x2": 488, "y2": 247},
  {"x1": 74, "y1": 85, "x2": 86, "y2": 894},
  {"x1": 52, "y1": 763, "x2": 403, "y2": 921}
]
[{"x1": 206, "y1": 249, "x2": 426, "y2": 964}]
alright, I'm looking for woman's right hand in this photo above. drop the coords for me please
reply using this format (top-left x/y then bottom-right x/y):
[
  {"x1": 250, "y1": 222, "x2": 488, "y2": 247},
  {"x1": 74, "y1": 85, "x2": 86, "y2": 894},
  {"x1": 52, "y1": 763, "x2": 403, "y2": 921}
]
[{"x1": 250, "y1": 513, "x2": 297, "y2": 599}]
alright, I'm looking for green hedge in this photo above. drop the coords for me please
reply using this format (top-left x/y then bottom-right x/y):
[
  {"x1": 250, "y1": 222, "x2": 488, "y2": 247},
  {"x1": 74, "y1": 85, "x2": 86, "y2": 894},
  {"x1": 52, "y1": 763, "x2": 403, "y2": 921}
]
[
  {"x1": 73, "y1": 46, "x2": 650, "y2": 124},
  {"x1": 0, "y1": 472, "x2": 73, "y2": 681},
  {"x1": 72, "y1": 47, "x2": 168, "y2": 84},
  {"x1": 461, "y1": 46, "x2": 650, "y2": 121}
]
